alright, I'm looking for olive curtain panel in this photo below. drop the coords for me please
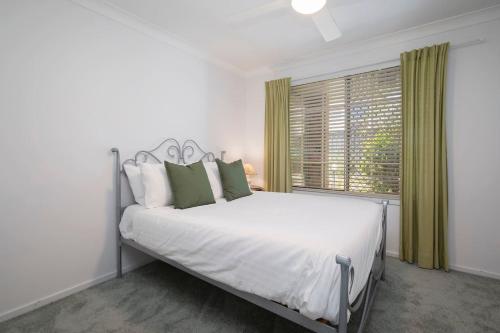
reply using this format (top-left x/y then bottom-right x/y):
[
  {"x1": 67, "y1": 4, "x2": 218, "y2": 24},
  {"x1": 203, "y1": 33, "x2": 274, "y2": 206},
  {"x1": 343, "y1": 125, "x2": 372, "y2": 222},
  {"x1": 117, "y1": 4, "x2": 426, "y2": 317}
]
[
  {"x1": 400, "y1": 43, "x2": 449, "y2": 270},
  {"x1": 264, "y1": 78, "x2": 292, "y2": 192}
]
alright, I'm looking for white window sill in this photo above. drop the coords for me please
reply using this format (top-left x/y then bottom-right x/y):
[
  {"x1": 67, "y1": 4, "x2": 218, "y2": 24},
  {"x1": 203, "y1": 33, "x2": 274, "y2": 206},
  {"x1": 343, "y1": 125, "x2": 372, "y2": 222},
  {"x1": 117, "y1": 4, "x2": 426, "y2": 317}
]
[{"x1": 292, "y1": 188, "x2": 400, "y2": 206}]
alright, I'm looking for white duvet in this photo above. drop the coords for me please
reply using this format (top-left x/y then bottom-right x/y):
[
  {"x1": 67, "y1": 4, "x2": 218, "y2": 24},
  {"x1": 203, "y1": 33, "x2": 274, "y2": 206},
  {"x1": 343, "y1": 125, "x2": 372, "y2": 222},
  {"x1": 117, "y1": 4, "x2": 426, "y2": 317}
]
[{"x1": 119, "y1": 192, "x2": 382, "y2": 323}]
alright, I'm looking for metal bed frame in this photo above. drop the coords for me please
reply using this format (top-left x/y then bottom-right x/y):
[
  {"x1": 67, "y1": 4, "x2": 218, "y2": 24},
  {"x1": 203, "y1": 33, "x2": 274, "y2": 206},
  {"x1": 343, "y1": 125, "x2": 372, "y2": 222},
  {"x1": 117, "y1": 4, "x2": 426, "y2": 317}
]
[{"x1": 110, "y1": 138, "x2": 388, "y2": 333}]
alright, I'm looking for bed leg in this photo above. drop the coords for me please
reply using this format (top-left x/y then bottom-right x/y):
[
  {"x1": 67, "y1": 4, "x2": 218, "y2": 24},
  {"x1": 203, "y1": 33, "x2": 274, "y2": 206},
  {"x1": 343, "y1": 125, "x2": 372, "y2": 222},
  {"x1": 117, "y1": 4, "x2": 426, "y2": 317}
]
[
  {"x1": 381, "y1": 200, "x2": 388, "y2": 281},
  {"x1": 112, "y1": 147, "x2": 123, "y2": 279},
  {"x1": 117, "y1": 241, "x2": 123, "y2": 278},
  {"x1": 336, "y1": 255, "x2": 351, "y2": 333}
]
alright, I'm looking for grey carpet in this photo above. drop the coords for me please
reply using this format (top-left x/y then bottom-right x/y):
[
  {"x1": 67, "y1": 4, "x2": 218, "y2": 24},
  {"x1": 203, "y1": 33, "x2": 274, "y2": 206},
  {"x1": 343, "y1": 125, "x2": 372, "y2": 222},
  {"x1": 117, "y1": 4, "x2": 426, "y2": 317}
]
[{"x1": 1, "y1": 257, "x2": 499, "y2": 333}]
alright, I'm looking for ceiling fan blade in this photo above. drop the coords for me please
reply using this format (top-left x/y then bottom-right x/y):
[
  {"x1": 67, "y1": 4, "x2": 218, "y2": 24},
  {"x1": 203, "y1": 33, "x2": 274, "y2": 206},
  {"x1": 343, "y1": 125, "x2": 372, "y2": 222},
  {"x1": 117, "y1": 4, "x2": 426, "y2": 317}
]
[{"x1": 312, "y1": 8, "x2": 342, "y2": 42}]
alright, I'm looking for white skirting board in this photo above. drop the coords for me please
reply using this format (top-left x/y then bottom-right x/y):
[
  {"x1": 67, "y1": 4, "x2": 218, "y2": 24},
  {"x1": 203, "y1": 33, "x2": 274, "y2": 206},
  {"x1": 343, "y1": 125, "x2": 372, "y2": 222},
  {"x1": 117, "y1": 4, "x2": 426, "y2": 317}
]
[
  {"x1": 0, "y1": 261, "x2": 149, "y2": 323},
  {"x1": 385, "y1": 250, "x2": 500, "y2": 280}
]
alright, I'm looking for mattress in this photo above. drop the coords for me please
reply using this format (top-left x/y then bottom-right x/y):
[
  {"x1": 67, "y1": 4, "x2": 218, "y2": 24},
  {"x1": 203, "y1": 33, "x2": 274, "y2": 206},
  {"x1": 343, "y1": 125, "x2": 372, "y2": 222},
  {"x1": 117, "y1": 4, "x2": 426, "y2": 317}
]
[{"x1": 119, "y1": 192, "x2": 383, "y2": 323}]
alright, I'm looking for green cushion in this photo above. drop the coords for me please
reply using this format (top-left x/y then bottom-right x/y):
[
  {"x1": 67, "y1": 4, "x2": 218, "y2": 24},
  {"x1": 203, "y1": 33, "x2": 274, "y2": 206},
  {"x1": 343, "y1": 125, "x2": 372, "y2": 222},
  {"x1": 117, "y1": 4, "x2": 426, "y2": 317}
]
[
  {"x1": 164, "y1": 161, "x2": 215, "y2": 209},
  {"x1": 216, "y1": 159, "x2": 252, "y2": 201}
]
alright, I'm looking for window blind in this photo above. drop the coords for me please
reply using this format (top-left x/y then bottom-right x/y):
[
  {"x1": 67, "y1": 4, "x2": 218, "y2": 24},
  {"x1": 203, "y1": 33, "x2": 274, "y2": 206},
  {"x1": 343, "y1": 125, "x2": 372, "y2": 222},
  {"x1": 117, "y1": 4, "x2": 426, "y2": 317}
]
[{"x1": 290, "y1": 66, "x2": 401, "y2": 196}]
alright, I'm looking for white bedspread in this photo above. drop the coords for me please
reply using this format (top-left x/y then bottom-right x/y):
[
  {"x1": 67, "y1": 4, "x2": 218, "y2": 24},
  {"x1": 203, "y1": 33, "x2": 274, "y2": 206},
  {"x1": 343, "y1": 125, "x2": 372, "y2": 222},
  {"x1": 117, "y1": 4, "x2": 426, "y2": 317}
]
[{"x1": 119, "y1": 192, "x2": 382, "y2": 323}]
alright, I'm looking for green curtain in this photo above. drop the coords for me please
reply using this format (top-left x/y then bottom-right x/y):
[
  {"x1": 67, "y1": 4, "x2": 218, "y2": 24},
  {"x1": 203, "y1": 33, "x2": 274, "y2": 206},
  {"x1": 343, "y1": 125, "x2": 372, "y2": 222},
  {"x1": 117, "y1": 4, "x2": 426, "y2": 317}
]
[
  {"x1": 264, "y1": 78, "x2": 292, "y2": 192},
  {"x1": 400, "y1": 43, "x2": 449, "y2": 270}
]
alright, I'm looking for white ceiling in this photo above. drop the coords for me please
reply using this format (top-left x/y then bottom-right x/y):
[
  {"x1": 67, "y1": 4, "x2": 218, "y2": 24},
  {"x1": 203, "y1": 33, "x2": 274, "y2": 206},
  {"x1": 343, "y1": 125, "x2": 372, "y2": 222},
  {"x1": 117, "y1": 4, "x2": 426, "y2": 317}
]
[{"x1": 104, "y1": 0, "x2": 500, "y2": 71}]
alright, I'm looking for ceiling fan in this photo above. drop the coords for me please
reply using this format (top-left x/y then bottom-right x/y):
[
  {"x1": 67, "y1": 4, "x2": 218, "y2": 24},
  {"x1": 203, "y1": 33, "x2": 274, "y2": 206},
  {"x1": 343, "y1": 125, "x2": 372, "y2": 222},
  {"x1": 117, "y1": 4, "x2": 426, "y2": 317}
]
[
  {"x1": 291, "y1": 0, "x2": 341, "y2": 42},
  {"x1": 228, "y1": 0, "x2": 342, "y2": 42}
]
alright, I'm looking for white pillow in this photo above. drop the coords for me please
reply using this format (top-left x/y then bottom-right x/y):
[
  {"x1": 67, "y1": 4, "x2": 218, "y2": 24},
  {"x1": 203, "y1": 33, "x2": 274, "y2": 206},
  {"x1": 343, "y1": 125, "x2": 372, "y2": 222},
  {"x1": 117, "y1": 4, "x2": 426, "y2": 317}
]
[
  {"x1": 203, "y1": 161, "x2": 224, "y2": 199},
  {"x1": 140, "y1": 162, "x2": 173, "y2": 208},
  {"x1": 123, "y1": 164, "x2": 145, "y2": 206}
]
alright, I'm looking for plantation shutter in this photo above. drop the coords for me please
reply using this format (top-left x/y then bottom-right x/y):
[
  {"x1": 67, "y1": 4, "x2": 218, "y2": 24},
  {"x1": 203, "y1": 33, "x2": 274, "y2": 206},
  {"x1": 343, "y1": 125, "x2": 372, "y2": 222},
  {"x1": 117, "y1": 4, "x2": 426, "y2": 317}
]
[{"x1": 289, "y1": 66, "x2": 401, "y2": 196}]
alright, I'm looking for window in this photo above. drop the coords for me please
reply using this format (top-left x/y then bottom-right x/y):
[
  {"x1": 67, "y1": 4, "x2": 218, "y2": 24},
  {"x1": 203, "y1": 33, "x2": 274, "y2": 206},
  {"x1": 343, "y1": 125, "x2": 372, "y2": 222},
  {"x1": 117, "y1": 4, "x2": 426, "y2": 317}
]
[{"x1": 290, "y1": 66, "x2": 401, "y2": 196}]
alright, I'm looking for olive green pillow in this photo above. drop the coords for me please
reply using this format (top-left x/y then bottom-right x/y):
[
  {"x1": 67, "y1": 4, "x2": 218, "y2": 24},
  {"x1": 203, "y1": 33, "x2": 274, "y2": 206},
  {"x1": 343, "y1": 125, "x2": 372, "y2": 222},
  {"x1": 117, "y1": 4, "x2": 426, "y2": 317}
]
[
  {"x1": 164, "y1": 161, "x2": 215, "y2": 209},
  {"x1": 215, "y1": 159, "x2": 252, "y2": 201}
]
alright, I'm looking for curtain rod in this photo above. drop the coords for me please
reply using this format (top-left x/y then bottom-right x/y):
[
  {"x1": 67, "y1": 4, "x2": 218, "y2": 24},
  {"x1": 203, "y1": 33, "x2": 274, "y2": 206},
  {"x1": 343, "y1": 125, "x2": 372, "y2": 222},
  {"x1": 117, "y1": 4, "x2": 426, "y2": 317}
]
[{"x1": 291, "y1": 38, "x2": 485, "y2": 85}]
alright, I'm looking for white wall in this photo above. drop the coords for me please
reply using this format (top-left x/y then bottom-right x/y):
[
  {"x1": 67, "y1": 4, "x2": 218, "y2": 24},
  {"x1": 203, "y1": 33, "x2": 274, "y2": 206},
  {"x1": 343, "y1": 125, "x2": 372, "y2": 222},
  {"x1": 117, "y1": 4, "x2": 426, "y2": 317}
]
[
  {"x1": 1, "y1": 0, "x2": 499, "y2": 324},
  {"x1": 0, "y1": 0, "x2": 245, "y2": 320},
  {"x1": 243, "y1": 14, "x2": 500, "y2": 278}
]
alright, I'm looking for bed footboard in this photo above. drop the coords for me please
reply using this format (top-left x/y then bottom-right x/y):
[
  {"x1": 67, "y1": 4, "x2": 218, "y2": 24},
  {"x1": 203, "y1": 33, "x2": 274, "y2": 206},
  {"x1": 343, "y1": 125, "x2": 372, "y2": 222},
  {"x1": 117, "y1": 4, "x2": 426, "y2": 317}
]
[{"x1": 336, "y1": 199, "x2": 388, "y2": 333}]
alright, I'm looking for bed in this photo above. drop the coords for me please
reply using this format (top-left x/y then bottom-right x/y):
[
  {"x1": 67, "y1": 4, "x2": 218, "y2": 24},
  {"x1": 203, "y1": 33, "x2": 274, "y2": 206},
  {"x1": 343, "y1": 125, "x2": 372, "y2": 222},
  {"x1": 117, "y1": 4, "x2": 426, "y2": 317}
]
[{"x1": 111, "y1": 138, "x2": 388, "y2": 333}]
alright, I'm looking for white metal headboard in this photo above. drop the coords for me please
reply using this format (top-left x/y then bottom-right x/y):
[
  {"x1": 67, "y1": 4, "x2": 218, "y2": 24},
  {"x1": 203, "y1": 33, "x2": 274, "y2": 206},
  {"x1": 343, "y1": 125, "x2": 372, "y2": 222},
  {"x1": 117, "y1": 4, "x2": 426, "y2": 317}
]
[
  {"x1": 121, "y1": 138, "x2": 224, "y2": 167},
  {"x1": 111, "y1": 138, "x2": 225, "y2": 210}
]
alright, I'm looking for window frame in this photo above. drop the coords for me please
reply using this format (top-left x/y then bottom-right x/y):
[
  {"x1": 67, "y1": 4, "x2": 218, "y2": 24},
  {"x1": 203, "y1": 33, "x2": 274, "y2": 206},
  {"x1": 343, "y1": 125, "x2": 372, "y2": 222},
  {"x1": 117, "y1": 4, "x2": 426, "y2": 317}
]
[{"x1": 289, "y1": 66, "x2": 402, "y2": 199}]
